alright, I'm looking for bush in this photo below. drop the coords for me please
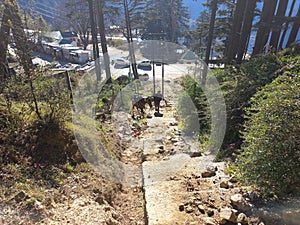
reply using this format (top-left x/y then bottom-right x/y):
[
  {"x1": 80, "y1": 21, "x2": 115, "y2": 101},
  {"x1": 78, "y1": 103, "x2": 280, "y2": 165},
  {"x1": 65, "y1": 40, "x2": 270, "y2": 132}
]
[
  {"x1": 178, "y1": 75, "x2": 210, "y2": 135},
  {"x1": 0, "y1": 71, "x2": 82, "y2": 165},
  {"x1": 220, "y1": 53, "x2": 282, "y2": 148},
  {"x1": 237, "y1": 75, "x2": 300, "y2": 196}
]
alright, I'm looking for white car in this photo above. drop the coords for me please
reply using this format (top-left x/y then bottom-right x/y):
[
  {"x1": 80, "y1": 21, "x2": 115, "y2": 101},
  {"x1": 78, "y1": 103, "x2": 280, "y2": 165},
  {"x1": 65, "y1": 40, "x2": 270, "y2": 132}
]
[
  {"x1": 137, "y1": 60, "x2": 152, "y2": 70},
  {"x1": 112, "y1": 58, "x2": 130, "y2": 69}
]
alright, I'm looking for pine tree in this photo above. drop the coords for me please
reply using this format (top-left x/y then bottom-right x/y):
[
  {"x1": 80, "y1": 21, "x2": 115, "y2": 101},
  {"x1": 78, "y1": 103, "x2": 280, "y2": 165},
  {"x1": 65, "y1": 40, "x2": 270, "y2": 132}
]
[
  {"x1": 286, "y1": 5, "x2": 300, "y2": 47},
  {"x1": 269, "y1": 0, "x2": 289, "y2": 51},
  {"x1": 236, "y1": 0, "x2": 257, "y2": 63},
  {"x1": 224, "y1": 0, "x2": 247, "y2": 63},
  {"x1": 142, "y1": 0, "x2": 189, "y2": 42},
  {"x1": 252, "y1": 0, "x2": 278, "y2": 55}
]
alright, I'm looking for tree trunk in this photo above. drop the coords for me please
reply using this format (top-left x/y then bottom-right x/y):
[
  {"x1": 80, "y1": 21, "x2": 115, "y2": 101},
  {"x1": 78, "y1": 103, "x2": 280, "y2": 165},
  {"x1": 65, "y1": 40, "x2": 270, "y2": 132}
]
[
  {"x1": 124, "y1": 0, "x2": 139, "y2": 80},
  {"x1": 225, "y1": 0, "x2": 247, "y2": 63},
  {"x1": 236, "y1": 0, "x2": 257, "y2": 63},
  {"x1": 203, "y1": 0, "x2": 217, "y2": 87},
  {"x1": 96, "y1": 0, "x2": 111, "y2": 83},
  {"x1": 286, "y1": 5, "x2": 300, "y2": 47},
  {"x1": 0, "y1": 4, "x2": 11, "y2": 78},
  {"x1": 252, "y1": 0, "x2": 278, "y2": 55},
  {"x1": 88, "y1": 0, "x2": 101, "y2": 81},
  {"x1": 8, "y1": 0, "x2": 33, "y2": 76},
  {"x1": 4, "y1": 0, "x2": 41, "y2": 119},
  {"x1": 269, "y1": 0, "x2": 289, "y2": 51},
  {"x1": 278, "y1": 0, "x2": 296, "y2": 49}
]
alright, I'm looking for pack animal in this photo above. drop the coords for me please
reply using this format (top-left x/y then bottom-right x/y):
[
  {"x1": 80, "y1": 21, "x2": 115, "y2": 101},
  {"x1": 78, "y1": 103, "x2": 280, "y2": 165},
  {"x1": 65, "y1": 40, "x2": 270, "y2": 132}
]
[{"x1": 131, "y1": 96, "x2": 153, "y2": 119}]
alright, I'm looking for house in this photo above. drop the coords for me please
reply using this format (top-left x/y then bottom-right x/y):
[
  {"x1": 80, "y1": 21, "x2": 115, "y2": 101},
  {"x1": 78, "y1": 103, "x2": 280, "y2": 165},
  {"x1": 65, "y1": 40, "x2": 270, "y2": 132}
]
[
  {"x1": 61, "y1": 44, "x2": 81, "y2": 60},
  {"x1": 60, "y1": 31, "x2": 80, "y2": 47},
  {"x1": 42, "y1": 31, "x2": 80, "y2": 46},
  {"x1": 69, "y1": 49, "x2": 90, "y2": 64},
  {"x1": 43, "y1": 31, "x2": 62, "y2": 43}
]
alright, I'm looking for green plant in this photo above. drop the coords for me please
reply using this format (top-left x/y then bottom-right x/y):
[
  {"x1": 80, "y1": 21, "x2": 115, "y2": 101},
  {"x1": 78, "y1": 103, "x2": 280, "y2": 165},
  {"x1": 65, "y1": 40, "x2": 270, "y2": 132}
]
[
  {"x1": 178, "y1": 75, "x2": 210, "y2": 135},
  {"x1": 237, "y1": 75, "x2": 300, "y2": 196}
]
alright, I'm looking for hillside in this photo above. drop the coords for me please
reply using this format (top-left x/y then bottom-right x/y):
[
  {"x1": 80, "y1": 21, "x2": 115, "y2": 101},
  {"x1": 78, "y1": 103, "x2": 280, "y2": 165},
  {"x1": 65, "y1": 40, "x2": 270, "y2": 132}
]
[{"x1": 18, "y1": 0, "x2": 67, "y2": 24}]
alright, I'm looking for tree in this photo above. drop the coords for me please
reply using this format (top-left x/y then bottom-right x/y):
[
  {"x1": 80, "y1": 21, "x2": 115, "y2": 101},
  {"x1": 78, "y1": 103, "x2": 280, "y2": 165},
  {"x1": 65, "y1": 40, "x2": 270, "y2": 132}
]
[
  {"x1": 224, "y1": 0, "x2": 248, "y2": 63},
  {"x1": 142, "y1": 0, "x2": 189, "y2": 42},
  {"x1": 236, "y1": 0, "x2": 257, "y2": 63},
  {"x1": 96, "y1": 0, "x2": 112, "y2": 83},
  {"x1": 0, "y1": 2, "x2": 11, "y2": 77},
  {"x1": 278, "y1": 0, "x2": 297, "y2": 49},
  {"x1": 286, "y1": 5, "x2": 300, "y2": 47},
  {"x1": 203, "y1": 0, "x2": 217, "y2": 86},
  {"x1": 0, "y1": 0, "x2": 41, "y2": 119},
  {"x1": 269, "y1": 0, "x2": 289, "y2": 51},
  {"x1": 190, "y1": 11, "x2": 210, "y2": 58},
  {"x1": 123, "y1": 0, "x2": 139, "y2": 79},
  {"x1": 252, "y1": 0, "x2": 278, "y2": 55},
  {"x1": 190, "y1": 0, "x2": 234, "y2": 60},
  {"x1": 66, "y1": 0, "x2": 91, "y2": 50},
  {"x1": 1, "y1": 0, "x2": 34, "y2": 76},
  {"x1": 88, "y1": 0, "x2": 101, "y2": 81}
]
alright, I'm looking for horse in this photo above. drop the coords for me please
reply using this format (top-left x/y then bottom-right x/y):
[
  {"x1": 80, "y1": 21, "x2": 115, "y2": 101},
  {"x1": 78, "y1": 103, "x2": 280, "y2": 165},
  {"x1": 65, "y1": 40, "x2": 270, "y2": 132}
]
[{"x1": 131, "y1": 96, "x2": 153, "y2": 119}]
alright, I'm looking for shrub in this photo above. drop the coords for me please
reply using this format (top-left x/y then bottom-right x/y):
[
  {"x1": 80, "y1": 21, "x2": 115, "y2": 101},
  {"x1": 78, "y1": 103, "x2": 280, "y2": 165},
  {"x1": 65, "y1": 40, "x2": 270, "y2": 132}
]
[
  {"x1": 220, "y1": 53, "x2": 282, "y2": 148},
  {"x1": 0, "y1": 71, "x2": 82, "y2": 165},
  {"x1": 178, "y1": 75, "x2": 210, "y2": 135},
  {"x1": 237, "y1": 75, "x2": 300, "y2": 196}
]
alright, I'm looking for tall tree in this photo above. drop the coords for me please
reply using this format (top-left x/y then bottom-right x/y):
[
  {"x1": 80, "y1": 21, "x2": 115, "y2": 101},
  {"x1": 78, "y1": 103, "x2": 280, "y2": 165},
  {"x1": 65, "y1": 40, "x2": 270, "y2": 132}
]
[
  {"x1": 278, "y1": 0, "x2": 297, "y2": 49},
  {"x1": 0, "y1": 0, "x2": 41, "y2": 119},
  {"x1": 123, "y1": 0, "x2": 139, "y2": 79},
  {"x1": 269, "y1": 0, "x2": 289, "y2": 51},
  {"x1": 286, "y1": 4, "x2": 300, "y2": 47},
  {"x1": 204, "y1": 0, "x2": 217, "y2": 86},
  {"x1": 0, "y1": 2, "x2": 11, "y2": 77},
  {"x1": 96, "y1": 0, "x2": 111, "y2": 83},
  {"x1": 143, "y1": 0, "x2": 189, "y2": 42},
  {"x1": 236, "y1": 0, "x2": 257, "y2": 63},
  {"x1": 224, "y1": 0, "x2": 248, "y2": 63},
  {"x1": 252, "y1": 0, "x2": 278, "y2": 55},
  {"x1": 66, "y1": 0, "x2": 90, "y2": 50},
  {"x1": 190, "y1": 11, "x2": 210, "y2": 58},
  {"x1": 190, "y1": 0, "x2": 234, "y2": 59},
  {"x1": 1, "y1": 0, "x2": 34, "y2": 76},
  {"x1": 88, "y1": 0, "x2": 101, "y2": 81}
]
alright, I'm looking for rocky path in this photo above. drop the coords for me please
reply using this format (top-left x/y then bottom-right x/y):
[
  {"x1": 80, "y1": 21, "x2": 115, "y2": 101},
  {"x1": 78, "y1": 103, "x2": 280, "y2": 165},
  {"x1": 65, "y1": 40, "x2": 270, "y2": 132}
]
[
  {"x1": 139, "y1": 99, "x2": 230, "y2": 225},
  {"x1": 121, "y1": 79, "x2": 267, "y2": 225}
]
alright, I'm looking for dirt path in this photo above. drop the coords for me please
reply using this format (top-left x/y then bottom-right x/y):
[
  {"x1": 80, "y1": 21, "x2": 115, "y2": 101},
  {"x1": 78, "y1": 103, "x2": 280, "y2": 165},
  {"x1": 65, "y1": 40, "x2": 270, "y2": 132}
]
[
  {"x1": 117, "y1": 77, "x2": 267, "y2": 225},
  {"x1": 138, "y1": 92, "x2": 231, "y2": 225}
]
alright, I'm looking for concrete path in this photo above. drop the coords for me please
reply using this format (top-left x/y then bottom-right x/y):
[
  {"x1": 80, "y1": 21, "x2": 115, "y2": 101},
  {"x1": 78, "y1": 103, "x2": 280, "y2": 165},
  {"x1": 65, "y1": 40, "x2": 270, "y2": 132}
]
[{"x1": 141, "y1": 100, "x2": 202, "y2": 225}]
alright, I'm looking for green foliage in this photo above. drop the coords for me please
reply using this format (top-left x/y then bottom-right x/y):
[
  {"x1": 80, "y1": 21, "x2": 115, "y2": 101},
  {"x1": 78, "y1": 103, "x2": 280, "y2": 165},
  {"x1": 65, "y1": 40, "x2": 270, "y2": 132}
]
[
  {"x1": 220, "y1": 53, "x2": 282, "y2": 147},
  {"x1": 237, "y1": 75, "x2": 300, "y2": 196},
  {"x1": 178, "y1": 75, "x2": 210, "y2": 135},
  {"x1": 143, "y1": 0, "x2": 190, "y2": 42},
  {"x1": 0, "y1": 71, "x2": 82, "y2": 165}
]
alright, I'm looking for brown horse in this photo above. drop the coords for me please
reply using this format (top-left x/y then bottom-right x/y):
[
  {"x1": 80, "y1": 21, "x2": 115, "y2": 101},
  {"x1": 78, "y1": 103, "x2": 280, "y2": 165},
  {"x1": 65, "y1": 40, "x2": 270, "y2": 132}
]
[{"x1": 131, "y1": 96, "x2": 153, "y2": 119}]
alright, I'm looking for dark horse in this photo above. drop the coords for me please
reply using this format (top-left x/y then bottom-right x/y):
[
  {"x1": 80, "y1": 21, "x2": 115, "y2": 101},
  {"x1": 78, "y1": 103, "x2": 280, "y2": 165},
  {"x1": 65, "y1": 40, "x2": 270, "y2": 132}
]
[{"x1": 131, "y1": 96, "x2": 153, "y2": 119}]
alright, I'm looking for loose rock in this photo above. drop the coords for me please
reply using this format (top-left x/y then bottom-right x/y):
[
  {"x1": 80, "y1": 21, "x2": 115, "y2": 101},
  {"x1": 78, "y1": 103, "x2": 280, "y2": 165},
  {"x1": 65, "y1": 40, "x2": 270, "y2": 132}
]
[
  {"x1": 219, "y1": 207, "x2": 238, "y2": 223},
  {"x1": 237, "y1": 213, "x2": 248, "y2": 225},
  {"x1": 230, "y1": 194, "x2": 251, "y2": 211},
  {"x1": 220, "y1": 180, "x2": 229, "y2": 189},
  {"x1": 201, "y1": 170, "x2": 216, "y2": 178},
  {"x1": 203, "y1": 217, "x2": 216, "y2": 225}
]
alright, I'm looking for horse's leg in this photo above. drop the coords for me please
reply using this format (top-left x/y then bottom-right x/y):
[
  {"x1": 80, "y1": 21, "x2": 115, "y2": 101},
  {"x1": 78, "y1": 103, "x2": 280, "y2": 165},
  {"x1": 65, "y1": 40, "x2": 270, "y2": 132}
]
[{"x1": 131, "y1": 105, "x2": 136, "y2": 119}]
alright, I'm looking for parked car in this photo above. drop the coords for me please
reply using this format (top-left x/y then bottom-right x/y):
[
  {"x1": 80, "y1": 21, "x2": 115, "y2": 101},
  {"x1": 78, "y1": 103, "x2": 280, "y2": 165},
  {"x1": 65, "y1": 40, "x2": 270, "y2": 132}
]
[
  {"x1": 139, "y1": 73, "x2": 149, "y2": 81},
  {"x1": 112, "y1": 58, "x2": 130, "y2": 69},
  {"x1": 137, "y1": 60, "x2": 152, "y2": 70}
]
